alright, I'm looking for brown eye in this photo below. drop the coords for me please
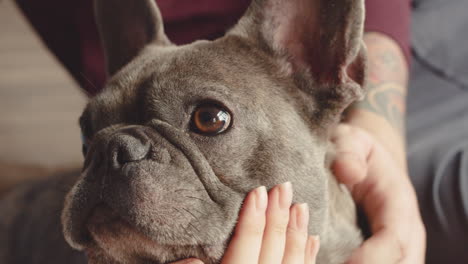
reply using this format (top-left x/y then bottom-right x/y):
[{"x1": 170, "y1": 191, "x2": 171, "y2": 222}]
[{"x1": 192, "y1": 104, "x2": 231, "y2": 135}]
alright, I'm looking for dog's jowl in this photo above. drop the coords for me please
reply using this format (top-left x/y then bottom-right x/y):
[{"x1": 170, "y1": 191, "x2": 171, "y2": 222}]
[{"x1": 0, "y1": 0, "x2": 367, "y2": 263}]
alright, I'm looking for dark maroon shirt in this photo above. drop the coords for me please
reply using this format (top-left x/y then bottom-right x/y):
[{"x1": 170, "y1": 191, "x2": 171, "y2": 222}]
[{"x1": 15, "y1": 0, "x2": 411, "y2": 96}]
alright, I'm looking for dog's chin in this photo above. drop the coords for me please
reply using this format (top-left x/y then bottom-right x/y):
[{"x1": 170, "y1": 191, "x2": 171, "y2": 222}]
[{"x1": 85, "y1": 205, "x2": 225, "y2": 264}]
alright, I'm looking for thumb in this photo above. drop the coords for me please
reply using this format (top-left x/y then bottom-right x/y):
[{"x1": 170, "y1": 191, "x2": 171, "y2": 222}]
[
  {"x1": 330, "y1": 125, "x2": 373, "y2": 187},
  {"x1": 346, "y1": 229, "x2": 402, "y2": 264}
]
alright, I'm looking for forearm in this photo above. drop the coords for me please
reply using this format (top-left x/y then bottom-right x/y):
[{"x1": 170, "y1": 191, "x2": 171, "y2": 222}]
[
  {"x1": 340, "y1": 33, "x2": 426, "y2": 264},
  {"x1": 345, "y1": 32, "x2": 409, "y2": 169}
]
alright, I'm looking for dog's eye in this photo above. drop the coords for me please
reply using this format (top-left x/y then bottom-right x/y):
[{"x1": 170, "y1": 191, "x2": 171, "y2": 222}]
[{"x1": 191, "y1": 104, "x2": 231, "y2": 135}]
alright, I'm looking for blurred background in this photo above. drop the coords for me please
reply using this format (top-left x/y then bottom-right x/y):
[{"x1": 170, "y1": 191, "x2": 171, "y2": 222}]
[{"x1": 0, "y1": 0, "x2": 86, "y2": 193}]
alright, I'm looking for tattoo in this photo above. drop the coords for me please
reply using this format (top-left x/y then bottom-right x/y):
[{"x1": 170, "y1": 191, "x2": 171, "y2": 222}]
[
  {"x1": 357, "y1": 82, "x2": 405, "y2": 132},
  {"x1": 352, "y1": 33, "x2": 408, "y2": 132}
]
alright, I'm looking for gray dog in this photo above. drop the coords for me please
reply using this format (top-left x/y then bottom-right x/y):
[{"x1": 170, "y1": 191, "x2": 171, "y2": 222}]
[{"x1": 0, "y1": 0, "x2": 367, "y2": 263}]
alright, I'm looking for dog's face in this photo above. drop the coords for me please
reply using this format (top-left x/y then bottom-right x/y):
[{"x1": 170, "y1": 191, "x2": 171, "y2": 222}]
[{"x1": 62, "y1": 0, "x2": 366, "y2": 263}]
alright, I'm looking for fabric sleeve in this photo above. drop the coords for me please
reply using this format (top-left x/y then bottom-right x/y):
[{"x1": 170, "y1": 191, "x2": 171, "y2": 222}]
[{"x1": 364, "y1": 0, "x2": 412, "y2": 66}]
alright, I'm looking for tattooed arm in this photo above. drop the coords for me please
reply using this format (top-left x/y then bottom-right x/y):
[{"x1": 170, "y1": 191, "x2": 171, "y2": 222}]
[
  {"x1": 332, "y1": 32, "x2": 426, "y2": 263},
  {"x1": 346, "y1": 32, "x2": 409, "y2": 168}
]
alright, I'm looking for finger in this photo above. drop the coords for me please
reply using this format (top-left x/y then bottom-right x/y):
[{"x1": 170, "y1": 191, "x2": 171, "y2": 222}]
[
  {"x1": 281, "y1": 203, "x2": 309, "y2": 264},
  {"x1": 168, "y1": 259, "x2": 204, "y2": 264},
  {"x1": 330, "y1": 124, "x2": 373, "y2": 187},
  {"x1": 355, "y1": 143, "x2": 416, "y2": 233},
  {"x1": 349, "y1": 143, "x2": 424, "y2": 264},
  {"x1": 305, "y1": 236, "x2": 320, "y2": 264},
  {"x1": 346, "y1": 228, "x2": 402, "y2": 264},
  {"x1": 401, "y1": 222, "x2": 426, "y2": 264},
  {"x1": 221, "y1": 186, "x2": 268, "y2": 264},
  {"x1": 259, "y1": 182, "x2": 293, "y2": 264}
]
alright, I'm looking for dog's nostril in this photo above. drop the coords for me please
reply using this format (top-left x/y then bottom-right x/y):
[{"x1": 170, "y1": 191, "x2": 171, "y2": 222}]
[{"x1": 113, "y1": 134, "x2": 151, "y2": 165}]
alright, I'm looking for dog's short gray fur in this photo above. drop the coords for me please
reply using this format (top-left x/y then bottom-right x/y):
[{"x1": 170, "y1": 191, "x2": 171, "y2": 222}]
[{"x1": 0, "y1": 0, "x2": 367, "y2": 263}]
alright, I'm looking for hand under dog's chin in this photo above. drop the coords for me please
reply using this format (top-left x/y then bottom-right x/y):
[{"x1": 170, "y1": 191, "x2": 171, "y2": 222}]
[{"x1": 85, "y1": 206, "x2": 227, "y2": 264}]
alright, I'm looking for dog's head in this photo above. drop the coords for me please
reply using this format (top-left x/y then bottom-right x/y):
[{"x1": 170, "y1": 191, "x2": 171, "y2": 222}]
[{"x1": 61, "y1": 0, "x2": 366, "y2": 263}]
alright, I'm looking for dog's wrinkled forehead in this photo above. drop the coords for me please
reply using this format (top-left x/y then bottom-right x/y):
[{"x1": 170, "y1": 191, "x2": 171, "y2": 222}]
[
  {"x1": 82, "y1": 37, "x2": 293, "y2": 135},
  {"x1": 142, "y1": 37, "x2": 288, "y2": 107}
]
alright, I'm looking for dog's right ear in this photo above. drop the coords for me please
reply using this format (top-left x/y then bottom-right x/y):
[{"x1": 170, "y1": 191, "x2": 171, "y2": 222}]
[
  {"x1": 95, "y1": 0, "x2": 171, "y2": 76},
  {"x1": 228, "y1": 0, "x2": 366, "y2": 123}
]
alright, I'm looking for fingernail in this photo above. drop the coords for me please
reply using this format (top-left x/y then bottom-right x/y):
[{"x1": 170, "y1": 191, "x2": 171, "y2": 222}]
[
  {"x1": 255, "y1": 186, "x2": 267, "y2": 211},
  {"x1": 296, "y1": 203, "x2": 309, "y2": 231},
  {"x1": 187, "y1": 260, "x2": 204, "y2": 264},
  {"x1": 278, "y1": 182, "x2": 293, "y2": 209},
  {"x1": 175, "y1": 259, "x2": 204, "y2": 264}
]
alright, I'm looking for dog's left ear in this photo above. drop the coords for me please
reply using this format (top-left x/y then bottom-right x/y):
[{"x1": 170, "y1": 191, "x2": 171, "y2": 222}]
[
  {"x1": 229, "y1": 0, "x2": 367, "y2": 121},
  {"x1": 95, "y1": 0, "x2": 171, "y2": 76}
]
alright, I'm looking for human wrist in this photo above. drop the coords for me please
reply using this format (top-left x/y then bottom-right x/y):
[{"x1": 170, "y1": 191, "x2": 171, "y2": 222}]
[
  {"x1": 344, "y1": 110, "x2": 407, "y2": 170},
  {"x1": 343, "y1": 32, "x2": 409, "y2": 169}
]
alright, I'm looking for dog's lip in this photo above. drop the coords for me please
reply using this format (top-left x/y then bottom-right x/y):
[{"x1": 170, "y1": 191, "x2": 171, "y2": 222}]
[
  {"x1": 85, "y1": 204, "x2": 161, "y2": 256},
  {"x1": 86, "y1": 203, "x2": 125, "y2": 229},
  {"x1": 84, "y1": 205, "x2": 206, "y2": 263},
  {"x1": 86, "y1": 203, "x2": 140, "y2": 237}
]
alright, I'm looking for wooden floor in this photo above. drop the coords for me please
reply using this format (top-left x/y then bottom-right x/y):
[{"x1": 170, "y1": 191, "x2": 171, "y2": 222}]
[{"x1": 0, "y1": 0, "x2": 86, "y2": 187}]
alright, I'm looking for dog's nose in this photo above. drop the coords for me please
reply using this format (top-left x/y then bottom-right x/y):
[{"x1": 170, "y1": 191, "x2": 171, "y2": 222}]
[{"x1": 110, "y1": 134, "x2": 151, "y2": 166}]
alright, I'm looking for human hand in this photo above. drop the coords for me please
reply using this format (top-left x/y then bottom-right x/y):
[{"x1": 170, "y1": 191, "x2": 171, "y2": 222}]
[
  {"x1": 331, "y1": 124, "x2": 426, "y2": 264},
  {"x1": 169, "y1": 182, "x2": 320, "y2": 264}
]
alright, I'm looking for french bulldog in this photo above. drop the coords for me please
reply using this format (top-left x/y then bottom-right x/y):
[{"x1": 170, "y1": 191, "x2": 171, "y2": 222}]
[{"x1": 0, "y1": 0, "x2": 367, "y2": 263}]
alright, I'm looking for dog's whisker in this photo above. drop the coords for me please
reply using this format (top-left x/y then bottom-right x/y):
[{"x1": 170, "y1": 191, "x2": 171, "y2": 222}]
[
  {"x1": 172, "y1": 207, "x2": 185, "y2": 218},
  {"x1": 173, "y1": 188, "x2": 206, "y2": 193},
  {"x1": 172, "y1": 207, "x2": 195, "y2": 238},
  {"x1": 191, "y1": 208, "x2": 205, "y2": 218},
  {"x1": 182, "y1": 207, "x2": 203, "y2": 235},
  {"x1": 182, "y1": 207, "x2": 198, "y2": 221},
  {"x1": 179, "y1": 221, "x2": 192, "y2": 238},
  {"x1": 188, "y1": 222, "x2": 201, "y2": 234},
  {"x1": 183, "y1": 195, "x2": 211, "y2": 205}
]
